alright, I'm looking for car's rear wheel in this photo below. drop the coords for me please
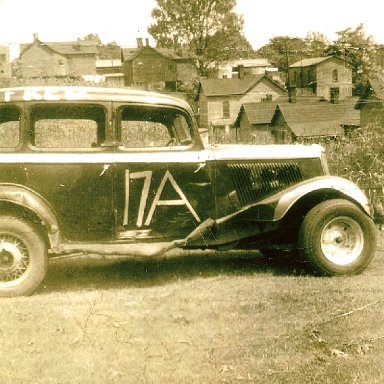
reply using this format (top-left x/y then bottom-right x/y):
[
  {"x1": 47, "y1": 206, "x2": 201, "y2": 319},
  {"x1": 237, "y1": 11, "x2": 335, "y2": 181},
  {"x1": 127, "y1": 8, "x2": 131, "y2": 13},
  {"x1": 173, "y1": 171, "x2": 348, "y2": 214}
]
[
  {"x1": 0, "y1": 216, "x2": 47, "y2": 297},
  {"x1": 298, "y1": 199, "x2": 376, "y2": 275}
]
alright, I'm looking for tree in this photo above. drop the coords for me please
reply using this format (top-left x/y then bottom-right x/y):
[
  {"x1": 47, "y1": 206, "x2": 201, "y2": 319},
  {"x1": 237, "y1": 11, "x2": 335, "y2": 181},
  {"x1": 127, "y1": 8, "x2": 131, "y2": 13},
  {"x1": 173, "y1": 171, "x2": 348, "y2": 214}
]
[
  {"x1": 80, "y1": 33, "x2": 102, "y2": 44},
  {"x1": 305, "y1": 31, "x2": 329, "y2": 57},
  {"x1": 257, "y1": 33, "x2": 329, "y2": 74},
  {"x1": 257, "y1": 36, "x2": 308, "y2": 74},
  {"x1": 325, "y1": 23, "x2": 376, "y2": 95},
  {"x1": 148, "y1": 0, "x2": 252, "y2": 76}
]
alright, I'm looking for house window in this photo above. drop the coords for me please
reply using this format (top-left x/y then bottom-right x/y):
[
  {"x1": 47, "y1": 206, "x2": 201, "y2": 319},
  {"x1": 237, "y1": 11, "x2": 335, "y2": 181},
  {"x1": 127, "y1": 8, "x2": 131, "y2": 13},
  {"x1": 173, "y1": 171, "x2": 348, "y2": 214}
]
[
  {"x1": 332, "y1": 69, "x2": 338, "y2": 82},
  {"x1": 261, "y1": 94, "x2": 273, "y2": 103},
  {"x1": 58, "y1": 59, "x2": 64, "y2": 65},
  {"x1": 222, "y1": 100, "x2": 230, "y2": 119}
]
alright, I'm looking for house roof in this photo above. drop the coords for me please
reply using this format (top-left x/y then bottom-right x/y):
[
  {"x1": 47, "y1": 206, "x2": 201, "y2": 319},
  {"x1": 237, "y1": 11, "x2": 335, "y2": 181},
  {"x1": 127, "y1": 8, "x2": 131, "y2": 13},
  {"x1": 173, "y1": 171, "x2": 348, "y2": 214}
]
[
  {"x1": 20, "y1": 39, "x2": 97, "y2": 57},
  {"x1": 226, "y1": 58, "x2": 271, "y2": 68},
  {"x1": 121, "y1": 46, "x2": 194, "y2": 62},
  {"x1": 199, "y1": 75, "x2": 286, "y2": 97},
  {"x1": 277, "y1": 101, "x2": 358, "y2": 137},
  {"x1": 96, "y1": 44, "x2": 121, "y2": 60},
  {"x1": 289, "y1": 56, "x2": 346, "y2": 68},
  {"x1": 235, "y1": 103, "x2": 277, "y2": 126}
]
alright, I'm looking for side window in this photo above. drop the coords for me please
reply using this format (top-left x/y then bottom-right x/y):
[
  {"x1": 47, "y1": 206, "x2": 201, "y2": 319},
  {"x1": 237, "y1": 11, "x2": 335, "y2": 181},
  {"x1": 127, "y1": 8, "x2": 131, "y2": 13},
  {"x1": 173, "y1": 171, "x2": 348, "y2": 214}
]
[
  {"x1": 30, "y1": 104, "x2": 106, "y2": 149},
  {"x1": 117, "y1": 105, "x2": 192, "y2": 148},
  {"x1": 0, "y1": 105, "x2": 20, "y2": 148},
  {"x1": 332, "y1": 69, "x2": 338, "y2": 82},
  {"x1": 222, "y1": 100, "x2": 230, "y2": 119}
]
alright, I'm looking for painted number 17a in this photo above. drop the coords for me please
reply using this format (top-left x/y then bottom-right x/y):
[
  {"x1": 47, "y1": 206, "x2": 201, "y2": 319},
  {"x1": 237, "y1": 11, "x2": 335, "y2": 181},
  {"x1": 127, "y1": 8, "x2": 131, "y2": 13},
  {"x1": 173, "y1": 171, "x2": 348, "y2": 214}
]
[{"x1": 123, "y1": 170, "x2": 201, "y2": 228}]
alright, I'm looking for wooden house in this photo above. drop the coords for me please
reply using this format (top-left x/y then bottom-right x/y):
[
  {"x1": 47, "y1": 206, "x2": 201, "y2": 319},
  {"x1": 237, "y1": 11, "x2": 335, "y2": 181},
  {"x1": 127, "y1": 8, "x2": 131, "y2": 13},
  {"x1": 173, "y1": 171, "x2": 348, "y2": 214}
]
[
  {"x1": 197, "y1": 74, "x2": 287, "y2": 139},
  {"x1": 19, "y1": 34, "x2": 97, "y2": 78},
  {"x1": 95, "y1": 44, "x2": 124, "y2": 87},
  {"x1": 121, "y1": 38, "x2": 197, "y2": 91},
  {"x1": 217, "y1": 58, "x2": 272, "y2": 79},
  {"x1": 355, "y1": 78, "x2": 384, "y2": 127},
  {"x1": 234, "y1": 100, "x2": 359, "y2": 144},
  {"x1": 234, "y1": 103, "x2": 277, "y2": 144},
  {"x1": 271, "y1": 102, "x2": 358, "y2": 143},
  {"x1": 288, "y1": 56, "x2": 352, "y2": 102}
]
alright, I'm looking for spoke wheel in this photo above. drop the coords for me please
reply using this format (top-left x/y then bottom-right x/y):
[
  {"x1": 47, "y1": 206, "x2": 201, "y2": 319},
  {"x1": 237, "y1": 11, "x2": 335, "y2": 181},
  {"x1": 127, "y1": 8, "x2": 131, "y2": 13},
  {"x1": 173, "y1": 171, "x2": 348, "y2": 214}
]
[
  {"x1": 0, "y1": 216, "x2": 47, "y2": 297},
  {"x1": 0, "y1": 235, "x2": 30, "y2": 284},
  {"x1": 299, "y1": 199, "x2": 376, "y2": 276}
]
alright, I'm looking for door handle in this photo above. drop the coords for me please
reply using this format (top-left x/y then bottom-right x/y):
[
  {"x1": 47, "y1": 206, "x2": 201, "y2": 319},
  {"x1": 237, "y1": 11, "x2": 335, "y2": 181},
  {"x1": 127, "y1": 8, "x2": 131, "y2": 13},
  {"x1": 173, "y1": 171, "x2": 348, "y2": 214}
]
[{"x1": 99, "y1": 164, "x2": 110, "y2": 176}]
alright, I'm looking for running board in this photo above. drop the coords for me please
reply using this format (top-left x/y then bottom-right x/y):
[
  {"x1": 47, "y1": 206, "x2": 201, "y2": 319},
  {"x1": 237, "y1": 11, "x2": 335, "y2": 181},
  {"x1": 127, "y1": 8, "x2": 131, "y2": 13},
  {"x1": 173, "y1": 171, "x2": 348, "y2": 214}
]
[{"x1": 52, "y1": 239, "x2": 186, "y2": 260}]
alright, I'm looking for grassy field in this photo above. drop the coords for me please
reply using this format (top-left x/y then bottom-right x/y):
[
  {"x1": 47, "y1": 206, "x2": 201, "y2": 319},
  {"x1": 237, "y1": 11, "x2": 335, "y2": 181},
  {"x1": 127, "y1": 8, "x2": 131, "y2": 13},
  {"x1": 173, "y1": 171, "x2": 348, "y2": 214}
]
[{"x1": 0, "y1": 235, "x2": 383, "y2": 384}]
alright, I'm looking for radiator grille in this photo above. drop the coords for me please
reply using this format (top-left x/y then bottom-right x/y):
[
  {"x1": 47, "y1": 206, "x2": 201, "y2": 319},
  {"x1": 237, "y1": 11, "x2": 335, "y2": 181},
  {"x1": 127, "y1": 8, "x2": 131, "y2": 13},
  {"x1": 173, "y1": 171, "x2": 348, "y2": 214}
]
[{"x1": 227, "y1": 162, "x2": 303, "y2": 206}]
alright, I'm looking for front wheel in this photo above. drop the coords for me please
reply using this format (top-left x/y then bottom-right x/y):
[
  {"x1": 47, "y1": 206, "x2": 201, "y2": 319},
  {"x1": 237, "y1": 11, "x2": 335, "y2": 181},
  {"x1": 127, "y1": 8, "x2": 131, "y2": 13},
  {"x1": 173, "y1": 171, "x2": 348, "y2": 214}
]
[
  {"x1": 298, "y1": 199, "x2": 376, "y2": 276},
  {"x1": 0, "y1": 216, "x2": 47, "y2": 297}
]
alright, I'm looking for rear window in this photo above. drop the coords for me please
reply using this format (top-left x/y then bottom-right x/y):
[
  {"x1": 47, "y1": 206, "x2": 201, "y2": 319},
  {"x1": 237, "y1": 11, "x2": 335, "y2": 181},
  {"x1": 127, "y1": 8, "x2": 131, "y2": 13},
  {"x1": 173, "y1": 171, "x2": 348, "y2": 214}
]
[{"x1": 0, "y1": 105, "x2": 20, "y2": 148}]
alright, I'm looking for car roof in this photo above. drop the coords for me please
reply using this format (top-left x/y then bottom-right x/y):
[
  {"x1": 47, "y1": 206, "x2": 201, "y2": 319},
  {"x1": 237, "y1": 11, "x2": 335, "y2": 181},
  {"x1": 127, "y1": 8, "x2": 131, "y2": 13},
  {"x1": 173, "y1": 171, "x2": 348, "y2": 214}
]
[{"x1": 0, "y1": 86, "x2": 193, "y2": 112}]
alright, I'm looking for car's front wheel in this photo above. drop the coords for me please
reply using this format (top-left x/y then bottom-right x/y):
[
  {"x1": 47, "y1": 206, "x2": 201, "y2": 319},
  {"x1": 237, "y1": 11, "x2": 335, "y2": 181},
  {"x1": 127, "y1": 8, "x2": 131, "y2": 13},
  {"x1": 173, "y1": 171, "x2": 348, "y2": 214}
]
[
  {"x1": 0, "y1": 216, "x2": 47, "y2": 297},
  {"x1": 298, "y1": 199, "x2": 376, "y2": 275}
]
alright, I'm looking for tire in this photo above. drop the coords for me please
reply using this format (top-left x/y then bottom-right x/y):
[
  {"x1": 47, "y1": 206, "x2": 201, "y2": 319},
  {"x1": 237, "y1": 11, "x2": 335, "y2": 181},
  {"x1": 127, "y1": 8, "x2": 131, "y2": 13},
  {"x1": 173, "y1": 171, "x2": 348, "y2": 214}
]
[
  {"x1": 298, "y1": 199, "x2": 376, "y2": 276},
  {"x1": 0, "y1": 216, "x2": 47, "y2": 297}
]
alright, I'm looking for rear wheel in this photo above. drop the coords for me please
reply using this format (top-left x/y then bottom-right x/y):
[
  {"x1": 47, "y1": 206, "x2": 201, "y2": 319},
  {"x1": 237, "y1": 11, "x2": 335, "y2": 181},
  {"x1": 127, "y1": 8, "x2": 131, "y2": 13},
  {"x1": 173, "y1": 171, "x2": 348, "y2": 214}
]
[
  {"x1": 298, "y1": 199, "x2": 376, "y2": 275},
  {"x1": 0, "y1": 216, "x2": 47, "y2": 297}
]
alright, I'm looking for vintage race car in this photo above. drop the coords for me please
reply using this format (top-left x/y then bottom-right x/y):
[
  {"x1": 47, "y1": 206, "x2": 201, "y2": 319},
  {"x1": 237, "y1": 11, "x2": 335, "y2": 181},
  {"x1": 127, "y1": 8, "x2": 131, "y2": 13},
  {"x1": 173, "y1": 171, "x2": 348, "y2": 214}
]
[{"x1": 0, "y1": 86, "x2": 377, "y2": 296}]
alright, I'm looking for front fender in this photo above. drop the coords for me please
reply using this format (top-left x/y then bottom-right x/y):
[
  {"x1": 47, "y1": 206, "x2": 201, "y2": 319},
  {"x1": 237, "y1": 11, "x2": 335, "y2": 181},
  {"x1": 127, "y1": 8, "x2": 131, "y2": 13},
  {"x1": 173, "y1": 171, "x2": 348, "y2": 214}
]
[
  {"x1": 273, "y1": 176, "x2": 372, "y2": 219},
  {"x1": 185, "y1": 176, "x2": 372, "y2": 247},
  {"x1": 0, "y1": 183, "x2": 61, "y2": 249}
]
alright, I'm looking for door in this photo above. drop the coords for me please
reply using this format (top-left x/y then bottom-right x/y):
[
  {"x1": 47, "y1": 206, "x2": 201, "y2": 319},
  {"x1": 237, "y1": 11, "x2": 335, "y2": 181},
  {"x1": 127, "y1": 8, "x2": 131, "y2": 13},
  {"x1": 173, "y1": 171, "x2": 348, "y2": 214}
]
[
  {"x1": 24, "y1": 102, "x2": 115, "y2": 241},
  {"x1": 112, "y1": 103, "x2": 214, "y2": 240}
]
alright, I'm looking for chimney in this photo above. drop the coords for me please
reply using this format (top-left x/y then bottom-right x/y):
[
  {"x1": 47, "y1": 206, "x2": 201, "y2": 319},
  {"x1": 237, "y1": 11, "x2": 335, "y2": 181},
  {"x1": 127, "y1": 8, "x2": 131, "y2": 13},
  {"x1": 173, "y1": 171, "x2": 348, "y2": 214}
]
[
  {"x1": 145, "y1": 38, "x2": 150, "y2": 47},
  {"x1": 136, "y1": 37, "x2": 143, "y2": 48}
]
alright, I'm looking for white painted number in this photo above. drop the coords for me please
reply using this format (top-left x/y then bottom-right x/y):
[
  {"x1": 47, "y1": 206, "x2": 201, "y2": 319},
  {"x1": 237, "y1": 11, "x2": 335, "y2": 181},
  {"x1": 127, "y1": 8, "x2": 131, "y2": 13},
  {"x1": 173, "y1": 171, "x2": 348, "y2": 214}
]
[{"x1": 123, "y1": 170, "x2": 201, "y2": 227}]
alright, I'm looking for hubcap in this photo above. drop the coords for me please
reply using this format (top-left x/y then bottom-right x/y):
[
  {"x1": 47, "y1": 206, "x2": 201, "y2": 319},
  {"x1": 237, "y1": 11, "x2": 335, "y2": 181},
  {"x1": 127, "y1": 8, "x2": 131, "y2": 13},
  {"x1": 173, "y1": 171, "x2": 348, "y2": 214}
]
[
  {"x1": 321, "y1": 217, "x2": 364, "y2": 266},
  {"x1": 0, "y1": 235, "x2": 29, "y2": 285}
]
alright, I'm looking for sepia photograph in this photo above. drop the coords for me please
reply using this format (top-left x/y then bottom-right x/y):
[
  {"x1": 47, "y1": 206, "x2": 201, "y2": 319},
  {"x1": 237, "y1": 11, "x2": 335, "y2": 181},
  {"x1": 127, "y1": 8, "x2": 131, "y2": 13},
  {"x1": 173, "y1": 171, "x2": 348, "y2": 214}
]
[{"x1": 0, "y1": 0, "x2": 383, "y2": 382}]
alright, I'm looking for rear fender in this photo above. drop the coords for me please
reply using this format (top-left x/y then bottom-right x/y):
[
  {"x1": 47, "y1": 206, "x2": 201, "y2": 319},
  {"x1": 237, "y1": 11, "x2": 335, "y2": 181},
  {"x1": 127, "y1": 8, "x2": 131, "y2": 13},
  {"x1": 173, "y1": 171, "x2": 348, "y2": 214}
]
[{"x1": 0, "y1": 183, "x2": 61, "y2": 249}]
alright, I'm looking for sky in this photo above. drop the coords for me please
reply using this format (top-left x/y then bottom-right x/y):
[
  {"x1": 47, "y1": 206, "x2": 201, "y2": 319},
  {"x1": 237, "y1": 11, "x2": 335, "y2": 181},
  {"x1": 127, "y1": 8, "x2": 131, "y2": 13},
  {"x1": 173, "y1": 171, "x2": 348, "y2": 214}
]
[{"x1": 1, "y1": 0, "x2": 384, "y2": 59}]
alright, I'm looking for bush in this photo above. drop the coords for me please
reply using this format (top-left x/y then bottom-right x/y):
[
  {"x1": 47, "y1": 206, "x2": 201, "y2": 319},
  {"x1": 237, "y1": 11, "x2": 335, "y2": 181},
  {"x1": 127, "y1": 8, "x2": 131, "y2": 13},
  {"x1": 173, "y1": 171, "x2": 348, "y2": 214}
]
[{"x1": 324, "y1": 123, "x2": 384, "y2": 188}]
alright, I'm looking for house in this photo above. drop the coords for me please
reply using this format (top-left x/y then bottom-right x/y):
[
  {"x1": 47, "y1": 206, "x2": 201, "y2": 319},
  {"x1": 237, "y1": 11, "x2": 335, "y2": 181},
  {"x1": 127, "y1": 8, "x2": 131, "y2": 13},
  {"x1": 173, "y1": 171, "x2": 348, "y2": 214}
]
[
  {"x1": 234, "y1": 103, "x2": 277, "y2": 144},
  {"x1": 0, "y1": 45, "x2": 12, "y2": 82},
  {"x1": 288, "y1": 56, "x2": 352, "y2": 102},
  {"x1": 121, "y1": 38, "x2": 197, "y2": 91},
  {"x1": 234, "y1": 100, "x2": 359, "y2": 144},
  {"x1": 197, "y1": 74, "x2": 287, "y2": 136},
  {"x1": 217, "y1": 58, "x2": 273, "y2": 79},
  {"x1": 19, "y1": 34, "x2": 97, "y2": 79},
  {"x1": 355, "y1": 78, "x2": 384, "y2": 127},
  {"x1": 96, "y1": 44, "x2": 124, "y2": 87}
]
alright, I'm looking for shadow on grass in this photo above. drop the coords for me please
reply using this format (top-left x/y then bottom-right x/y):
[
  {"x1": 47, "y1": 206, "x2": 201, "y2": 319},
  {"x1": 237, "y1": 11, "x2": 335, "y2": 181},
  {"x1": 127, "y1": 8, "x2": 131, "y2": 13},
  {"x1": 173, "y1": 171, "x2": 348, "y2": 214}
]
[{"x1": 37, "y1": 249, "x2": 310, "y2": 294}]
